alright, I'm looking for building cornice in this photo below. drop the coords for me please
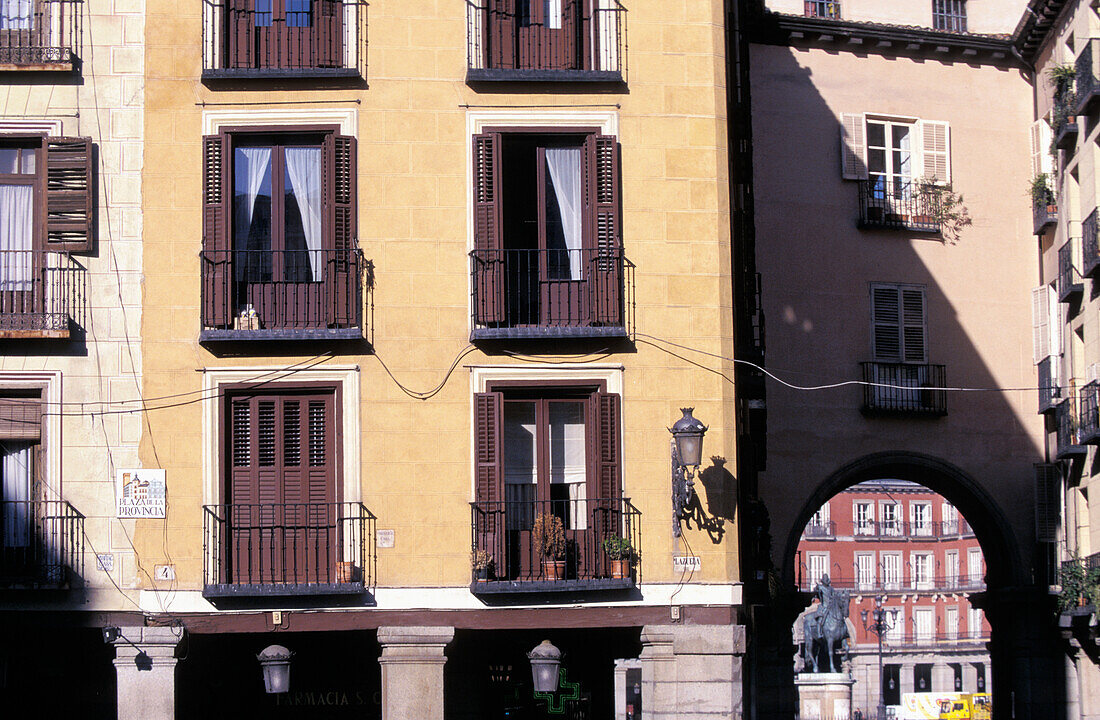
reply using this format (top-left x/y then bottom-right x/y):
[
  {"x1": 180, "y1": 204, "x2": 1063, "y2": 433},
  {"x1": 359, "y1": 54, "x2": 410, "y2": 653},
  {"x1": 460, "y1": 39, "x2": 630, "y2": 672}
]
[
  {"x1": 1011, "y1": 0, "x2": 1071, "y2": 66},
  {"x1": 749, "y1": 10, "x2": 1020, "y2": 68}
]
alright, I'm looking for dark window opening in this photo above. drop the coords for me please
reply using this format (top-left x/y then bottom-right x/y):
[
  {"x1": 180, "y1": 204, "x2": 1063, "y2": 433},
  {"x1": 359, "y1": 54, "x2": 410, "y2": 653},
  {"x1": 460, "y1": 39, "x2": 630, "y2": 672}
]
[{"x1": 932, "y1": 0, "x2": 966, "y2": 32}]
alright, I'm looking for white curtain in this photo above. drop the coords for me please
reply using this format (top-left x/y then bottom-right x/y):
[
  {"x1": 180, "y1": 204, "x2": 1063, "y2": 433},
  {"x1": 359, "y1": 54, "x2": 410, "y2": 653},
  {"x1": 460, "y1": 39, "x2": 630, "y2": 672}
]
[
  {"x1": 549, "y1": 403, "x2": 586, "y2": 530},
  {"x1": 2, "y1": 442, "x2": 32, "y2": 548},
  {"x1": 0, "y1": 185, "x2": 33, "y2": 292},
  {"x1": 545, "y1": 147, "x2": 583, "y2": 280},
  {"x1": 0, "y1": 0, "x2": 33, "y2": 30},
  {"x1": 236, "y1": 147, "x2": 272, "y2": 246},
  {"x1": 285, "y1": 147, "x2": 323, "y2": 282},
  {"x1": 545, "y1": 0, "x2": 562, "y2": 29},
  {"x1": 504, "y1": 403, "x2": 537, "y2": 530}
]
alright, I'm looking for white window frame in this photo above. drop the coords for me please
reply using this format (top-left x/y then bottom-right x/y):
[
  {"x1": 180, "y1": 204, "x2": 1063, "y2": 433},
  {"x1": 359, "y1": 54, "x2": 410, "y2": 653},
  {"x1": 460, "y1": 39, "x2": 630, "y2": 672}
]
[
  {"x1": 944, "y1": 549, "x2": 960, "y2": 589},
  {"x1": 946, "y1": 605, "x2": 959, "y2": 640},
  {"x1": 807, "y1": 552, "x2": 830, "y2": 587},
  {"x1": 886, "y1": 606, "x2": 904, "y2": 642},
  {"x1": 941, "y1": 501, "x2": 958, "y2": 535},
  {"x1": 839, "y1": 113, "x2": 951, "y2": 184},
  {"x1": 854, "y1": 500, "x2": 875, "y2": 536},
  {"x1": 910, "y1": 501, "x2": 933, "y2": 537},
  {"x1": 968, "y1": 606, "x2": 984, "y2": 639},
  {"x1": 913, "y1": 606, "x2": 935, "y2": 642},
  {"x1": 880, "y1": 501, "x2": 901, "y2": 536},
  {"x1": 911, "y1": 551, "x2": 934, "y2": 590},
  {"x1": 882, "y1": 551, "x2": 902, "y2": 590},
  {"x1": 856, "y1": 552, "x2": 876, "y2": 591},
  {"x1": 967, "y1": 548, "x2": 983, "y2": 586}
]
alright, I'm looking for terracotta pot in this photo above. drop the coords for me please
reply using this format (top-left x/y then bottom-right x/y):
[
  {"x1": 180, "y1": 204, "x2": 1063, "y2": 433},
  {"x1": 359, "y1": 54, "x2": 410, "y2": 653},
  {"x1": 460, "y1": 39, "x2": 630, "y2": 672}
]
[
  {"x1": 542, "y1": 559, "x2": 566, "y2": 581},
  {"x1": 336, "y1": 561, "x2": 358, "y2": 584},
  {"x1": 610, "y1": 559, "x2": 630, "y2": 579}
]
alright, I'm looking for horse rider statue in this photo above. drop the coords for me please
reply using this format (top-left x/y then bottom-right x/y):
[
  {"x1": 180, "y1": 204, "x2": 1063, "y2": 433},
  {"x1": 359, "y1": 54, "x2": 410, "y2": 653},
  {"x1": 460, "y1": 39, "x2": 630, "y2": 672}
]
[{"x1": 802, "y1": 574, "x2": 851, "y2": 674}]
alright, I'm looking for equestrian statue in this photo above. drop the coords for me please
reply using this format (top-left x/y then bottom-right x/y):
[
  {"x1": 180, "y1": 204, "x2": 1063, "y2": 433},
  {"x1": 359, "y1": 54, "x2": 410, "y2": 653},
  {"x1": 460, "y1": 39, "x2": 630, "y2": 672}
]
[{"x1": 802, "y1": 574, "x2": 851, "y2": 674}]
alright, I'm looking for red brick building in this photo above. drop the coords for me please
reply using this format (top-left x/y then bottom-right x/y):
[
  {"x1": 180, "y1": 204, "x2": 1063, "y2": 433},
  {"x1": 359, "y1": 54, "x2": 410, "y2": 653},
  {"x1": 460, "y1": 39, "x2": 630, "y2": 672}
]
[{"x1": 797, "y1": 479, "x2": 991, "y2": 712}]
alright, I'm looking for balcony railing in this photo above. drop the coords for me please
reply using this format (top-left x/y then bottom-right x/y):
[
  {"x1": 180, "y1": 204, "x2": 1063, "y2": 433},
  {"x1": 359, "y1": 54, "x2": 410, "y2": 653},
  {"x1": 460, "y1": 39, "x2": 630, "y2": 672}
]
[
  {"x1": 1077, "y1": 38, "x2": 1100, "y2": 116},
  {"x1": 797, "y1": 574, "x2": 985, "y2": 594},
  {"x1": 1085, "y1": 209, "x2": 1100, "y2": 278},
  {"x1": 804, "y1": 1, "x2": 840, "y2": 18},
  {"x1": 1039, "y1": 356, "x2": 1061, "y2": 414},
  {"x1": 1034, "y1": 198, "x2": 1058, "y2": 236},
  {"x1": 0, "y1": 499, "x2": 84, "y2": 589},
  {"x1": 470, "y1": 497, "x2": 641, "y2": 593},
  {"x1": 1058, "y1": 393, "x2": 1087, "y2": 459},
  {"x1": 860, "y1": 362, "x2": 947, "y2": 416},
  {"x1": 200, "y1": 248, "x2": 369, "y2": 341},
  {"x1": 0, "y1": 250, "x2": 86, "y2": 339},
  {"x1": 1080, "y1": 381, "x2": 1100, "y2": 444},
  {"x1": 857, "y1": 180, "x2": 940, "y2": 232},
  {"x1": 465, "y1": 0, "x2": 626, "y2": 82},
  {"x1": 851, "y1": 520, "x2": 972, "y2": 540},
  {"x1": 0, "y1": 0, "x2": 80, "y2": 69},
  {"x1": 1054, "y1": 97, "x2": 1079, "y2": 151},
  {"x1": 803, "y1": 521, "x2": 836, "y2": 539},
  {"x1": 1059, "y1": 240, "x2": 1083, "y2": 303},
  {"x1": 202, "y1": 0, "x2": 367, "y2": 79},
  {"x1": 866, "y1": 632, "x2": 989, "y2": 648},
  {"x1": 203, "y1": 501, "x2": 376, "y2": 597},
  {"x1": 470, "y1": 247, "x2": 633, "y2": 340}
]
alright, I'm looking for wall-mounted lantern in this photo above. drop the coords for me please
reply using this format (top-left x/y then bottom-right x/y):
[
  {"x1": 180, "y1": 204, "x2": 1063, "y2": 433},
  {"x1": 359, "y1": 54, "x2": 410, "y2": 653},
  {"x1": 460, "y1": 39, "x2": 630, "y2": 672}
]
[
  {"x1": 257, "y1": 644, "x2": 294, "y2": 694},
  {"x1": 527, "y1": 639, "x2": 562, "y2": 693},
  {"x1": 670, "y1": 407, "x2": 707, "y2": 537}
]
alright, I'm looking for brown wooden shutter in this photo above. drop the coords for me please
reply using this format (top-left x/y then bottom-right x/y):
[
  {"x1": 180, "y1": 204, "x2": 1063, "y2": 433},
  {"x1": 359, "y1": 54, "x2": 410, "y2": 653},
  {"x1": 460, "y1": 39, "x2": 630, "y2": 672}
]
[
  {"x1": 0, "y1": 396, "x2": 42, "y2": 440},
  {"x1": 595, "y1": 391, "x2": 621, "y2": 500},
  {"x1": 327, "y1": 134, "x2": 358, "y2": 328},
  {"x1": 901, "y1": 287, "x2": 927, "y2": 362},
  {"x1": 587, "y1": 134, "x2": 622, "y2": 325},
  {"x1": 44, "y1": 137, "x2": 93, "y2": 253},
  {"x1": 1035, "y1": 462, "x2": 1060, "y2": 543},
  {"x1": 203, "y1": 134, "x2": 230, "y2": 328},
  {"x1": 474, "y1": 392, "x2": 504, "y2": 503},
  {"x1": 473, "y1": 132, "x2": 504, "y2": 324},
  {"x1": 488, "y1": 0, "x2": 516, "y2": 69}
]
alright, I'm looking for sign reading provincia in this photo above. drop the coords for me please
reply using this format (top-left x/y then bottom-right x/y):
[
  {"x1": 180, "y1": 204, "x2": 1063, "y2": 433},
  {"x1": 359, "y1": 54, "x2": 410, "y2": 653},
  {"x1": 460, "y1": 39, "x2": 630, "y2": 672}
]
[{"x1": 116, "y1": 469, "x2": 166, "y2": 518}]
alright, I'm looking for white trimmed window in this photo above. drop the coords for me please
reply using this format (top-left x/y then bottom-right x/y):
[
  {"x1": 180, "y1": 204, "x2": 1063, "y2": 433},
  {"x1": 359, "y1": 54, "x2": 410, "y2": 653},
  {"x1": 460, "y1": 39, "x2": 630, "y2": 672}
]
[
  {"x1": 914, "y1": 606, "x2": 935, "y2": 642},
  {"x1": 856, "y1": 552, "x2": 876, "y2": 591},
  {"x1": 946, "y1": 605, "x2": 959, "y2": 639},
  {"x1": 882, "y1": 551, "x2": 902, "y2": 590},
  {"x1": 807, "y1": 552, "x2": 829, "y2": 587},
  {"x1": 854, "y1": 500, "x2": 874, "y2": 535},
  {"x1": 881, "y1": 501, "x2": 901, "y2": 536},
  {"x1": 911, "y1": 551, "x2": 933, "y2": 590},
  {"x1": 910, "y1": 501, "x2": 932, "y2": 537},
  {"x1": 1032, "y1": 284, "x2": 1062, "y2": 364},
  {"x1": 841, "y1": 114, "x2": 951, "y2": 184},
  {"x1": 967, "y1": 548, "x2": 983, "y2": 585},
  {"x1": 945, "y1": 550, "x2": 959, "y2": 589}
]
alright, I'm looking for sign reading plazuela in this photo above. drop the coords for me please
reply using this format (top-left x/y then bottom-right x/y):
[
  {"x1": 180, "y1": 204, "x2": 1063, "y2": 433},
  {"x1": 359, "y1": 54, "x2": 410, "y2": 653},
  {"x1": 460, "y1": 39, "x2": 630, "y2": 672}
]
[{"x1": 116, "y1": 469, "x2": 166, "y2": 518}]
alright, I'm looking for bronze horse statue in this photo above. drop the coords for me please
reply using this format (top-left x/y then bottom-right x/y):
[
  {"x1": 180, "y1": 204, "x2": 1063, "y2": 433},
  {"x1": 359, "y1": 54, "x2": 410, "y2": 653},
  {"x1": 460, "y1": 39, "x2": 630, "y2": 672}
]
[{"x1": 802, "y1": 583, "x2": 851, "y2": 674}]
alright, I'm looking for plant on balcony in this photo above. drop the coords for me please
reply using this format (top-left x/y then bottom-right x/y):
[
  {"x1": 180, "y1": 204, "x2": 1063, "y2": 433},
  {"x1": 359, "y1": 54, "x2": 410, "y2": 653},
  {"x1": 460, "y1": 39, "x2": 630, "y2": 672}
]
[
  {"x1": 1030, "y1": 173, "x2": 1056, "y2": 209},
  {"x1": 602, "y1": 535, "x2": 638, "y2": 579},
  {"x1": 1050, "y1": 63, "x2": 1078, "y2": 155},
  {"x1": 533, "y1": 512, "x2": 567, "y2": 580},
  {"x1": 471, "y1": 549, "x2": 494, "y2": 582},
  {"x1": 1058, "y1": 556, "x2": 1100, "y2": 612},
  {"x1": 917, "y1": 176, "x2": 972, "y2": 243}
]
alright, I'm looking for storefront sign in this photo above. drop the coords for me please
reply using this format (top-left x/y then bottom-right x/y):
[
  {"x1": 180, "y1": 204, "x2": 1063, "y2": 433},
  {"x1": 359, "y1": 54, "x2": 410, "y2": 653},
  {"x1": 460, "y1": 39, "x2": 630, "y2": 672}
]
[
  {"x1": 673, "y1": 556, "x2": 701, "y2": 572},
  {"x1": 116, "y1": 469, "x2": 167, "y2": 518}
]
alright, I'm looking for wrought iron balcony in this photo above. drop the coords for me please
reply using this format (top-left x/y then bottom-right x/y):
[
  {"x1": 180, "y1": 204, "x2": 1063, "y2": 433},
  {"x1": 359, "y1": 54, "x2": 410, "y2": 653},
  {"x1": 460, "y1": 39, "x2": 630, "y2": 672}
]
[
  {"x1": 202, "y1": 0, "x2": 367, "y2": 79},
  {"x1": 0, "y1": 499, "x2": 84, "y2": 589},
  {"x1": 857, "y1": 181, "x2": 940, "y2": 232},
  {"x1": 1077, "y1": 38, "x2": 1100, "y2": 116},
  {"x1": 797, "y1": 573, "x2": 985, "y2": 594},
  {"x1": 1034, "y1": 198, "x2": 1058, "y2": 236},
  {"x1": 200, "y1": 248, "x2": 370, "y2": 341},
  {"x1": 469, "y1": 497, "x2": 641, "y2": 594},
  {"x1": 1039, "y1": 355, "x2": 1061, "y2": 414},
  {"x1": 1081, "y1": 381, "x2": 1100, "y2": 445},
  {"x1": 860, "y1": 362, "x2": 947, "y2": 416},
  {"x1": 0, "y1": 0, "x2": 80, "y2": 70},
  {"x1": 1054, "y1": 95, "x2": 1079, "y2": 151},
  {"x1": 850, "y1": 520, "x2": 969, "y2": 540},
  {"x1": 1058, "y1": 240, "x2": 1083, "y2": 303},
  {"x1": 203, "y1": 501, "x2": 376, "y2": 597},
  {"x1": 804, "y1": 0, "x2": 840, "y2": 18},
  {"x1": 0, "y1": 251, "x2": 86, "y2": 340},
  {"x1": 1085, "y1": 209, "x2": 1100, "y2": 278},
  {"x1": 803, "y1": 521, "x2": 836, "y2": 539},
  {"x1": 469, "y1": 247, "x2": 633, "y2": 340},
  {"x1": 465, "y1": 0, "x2": 626, "y2": 82},
  {"x1": 1057, "y1": 394, "x2": 1087, "y2": 459}
]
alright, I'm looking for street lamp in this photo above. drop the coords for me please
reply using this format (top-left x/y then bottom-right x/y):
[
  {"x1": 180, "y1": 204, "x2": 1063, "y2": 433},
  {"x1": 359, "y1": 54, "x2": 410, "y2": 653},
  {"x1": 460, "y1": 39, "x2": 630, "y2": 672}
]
[
  {"x1": 860, "y1": 598, "x2": 899, "y2": 720},
  {"x1": 527, "y1": 639, "x2": 562, "y2": 693},
  {"x1": 669, "y1": 408, "x2": 707, "y2": 537},
  {"x1": 257, "y1": 644, "x2": 294, "y2": 694}
]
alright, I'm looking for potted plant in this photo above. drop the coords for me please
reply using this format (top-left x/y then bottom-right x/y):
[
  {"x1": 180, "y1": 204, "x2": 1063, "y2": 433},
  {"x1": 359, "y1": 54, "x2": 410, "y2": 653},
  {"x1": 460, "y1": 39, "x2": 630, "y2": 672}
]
[
  {"x1": 602, "y1": 535, "x2": 638, "y2": 579},
  {"x1": 471, "y1": 549, "x2": 493, "y2": 582},
  {"x1": 1058, "y1": 556, "x2": 1100, "y2": 613},
  {"x1": 532, "y1": 512, "x2": 566, "y2": 580},
  {"x1": 1030, "y1": 173, "x2": 1057, "y2": 213},
  {"x1": 917, "y1": 176, "x2": 973, "y2": 243}
]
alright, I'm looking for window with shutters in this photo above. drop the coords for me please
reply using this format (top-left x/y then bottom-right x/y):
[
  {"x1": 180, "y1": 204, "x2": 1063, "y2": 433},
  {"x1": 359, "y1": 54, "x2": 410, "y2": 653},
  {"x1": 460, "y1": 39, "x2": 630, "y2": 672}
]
[
  {"x1": 470, "y1": 383, "x2": 640, "y2": 590},
  {"x1": 0, "y1": 136, "x2": 91, "y2": 338},
  {"x1": 853, "y1": 500, "x2": 874, "y2": 536},
  {"x1": 880, "y1": 501, "x2": 901, "y2": 537},
  {"x1": 882, "y1": 551, "x2": 902, "y2": 590},
  {"x1": 840, "y1": 114, "x2": 952, "y2": 233},
  {"x1": 1033, "y1": 284, "x2": 1062, "y2": 412},
  {"x1": 470, "y1": 129, "x2": 629, "y2": 339},
  {"x1": 201, "y1": 0, "x2": 367, "y2": 78},
  {"x1": 0, "y1": 0, "x2": 79, "y2": 68},
  {"x1": 200, "y1": 128, "x2": 367, "y2": 340},
  {"x1": 465, "y1": 0, "x2": 626, "y2": 82},
  {"x1": 910, "y1": 551, "x2": 933, "y2": 590},
  {"x1": 910, "y1": 501, "x2": 932, "y2": 537},
  {"x1": 945, "y1": 549, "x2": 959, "y2": 589},
  {"x1": 204, "y1": 386, "x2": 371, "y2": 595},
  {"x1": 863, "y1": 283, "x2": 946, "y2": 415},
  {"x1": 855, "y1": 552, "x2": 875, "y2": 591}
]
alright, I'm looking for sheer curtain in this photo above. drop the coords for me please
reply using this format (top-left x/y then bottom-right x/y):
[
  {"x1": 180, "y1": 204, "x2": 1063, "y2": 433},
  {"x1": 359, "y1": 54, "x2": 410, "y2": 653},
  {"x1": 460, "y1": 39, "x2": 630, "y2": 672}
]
[
  {"x1": 0, "y1": 185, "x2": 33, "y2": 292},
  {"x1": 545, "y1": 147, "x2": 583, "y2": 280},
  {"x1": 549, "y1": 403, "x2": 586, "y2": 530},
  {"x1": 0, "y1": 0, "x2": 33, "y2": 30},
  {"x1": 2, "y1": 442, "x2": 32, "y2": 548},
  {"x1": 235, "y1": 147, "x2": 272, "y2": 246},
  {"x1": 504, "y1": 403, "x2": 537, "y2": 530},
  {"x1": 284, "y1": 147, "x2": 323, "y2": 282}
]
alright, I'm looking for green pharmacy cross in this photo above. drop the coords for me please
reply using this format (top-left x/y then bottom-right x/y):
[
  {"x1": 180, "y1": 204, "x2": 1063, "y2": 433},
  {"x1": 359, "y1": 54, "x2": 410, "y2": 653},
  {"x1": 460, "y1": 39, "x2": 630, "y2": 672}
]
[{"x1": 532, "y1": 668, "x2": 580, "y2": 715}]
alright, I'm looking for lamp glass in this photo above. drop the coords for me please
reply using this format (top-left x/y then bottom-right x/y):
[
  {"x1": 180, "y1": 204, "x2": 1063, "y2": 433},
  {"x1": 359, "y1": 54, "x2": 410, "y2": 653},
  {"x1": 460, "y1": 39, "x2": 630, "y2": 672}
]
[
  {"x1": 261, "y1": 661, "x2": 291, "y2": 694},
  {"x1": 675, "y1": 434, "x2": 703, "y2": 468},
  {"x1": 531, "y1": 660, "x2": 560, "y2": 693}
]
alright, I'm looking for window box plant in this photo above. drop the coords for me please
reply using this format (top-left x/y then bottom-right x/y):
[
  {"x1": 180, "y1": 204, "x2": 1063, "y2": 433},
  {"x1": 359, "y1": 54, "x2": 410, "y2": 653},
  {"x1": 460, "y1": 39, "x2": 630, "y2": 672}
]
[
  {"x1": 602, "y1": 535, "x2": 638, "y2": 579},
  {"x1": 916, "y1": 176, "x2": 972, "y2": 242},
  {"x1": 533, "y1": 512, "x2": 567, "y2": 580},
  {"x1": 471, "y1": 550, "x2": 494, "y2": 582}
]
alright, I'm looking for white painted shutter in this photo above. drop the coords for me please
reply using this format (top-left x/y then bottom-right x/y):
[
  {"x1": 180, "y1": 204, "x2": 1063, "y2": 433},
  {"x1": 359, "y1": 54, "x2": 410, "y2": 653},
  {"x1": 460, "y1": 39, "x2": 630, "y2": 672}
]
[
  {"x1": 919, "y1": 120, "x2": 951, "y2": 183},
  {"x1": 1030, "y1": 121, "x2": 1043, "y2": 178},
  {"x1": 1041, "y1": 121, "x2": 1053, "y2": 175},
  {"x1": 1049, "y1": 286, "x2": 1062, "y2": 357},
  {"x1": 1032, "y1": 286, "x2": 1051, "y2": 364},
  {"x1": 841, "y1": 113, "x2": 868, "y2": 180}
]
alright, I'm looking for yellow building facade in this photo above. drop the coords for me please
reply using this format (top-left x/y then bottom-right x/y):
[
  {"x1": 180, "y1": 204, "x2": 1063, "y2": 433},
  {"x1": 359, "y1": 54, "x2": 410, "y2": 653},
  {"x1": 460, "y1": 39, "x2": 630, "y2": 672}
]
[{"x1": 134, "y1": 0, "x2": 747, "y2": 716}]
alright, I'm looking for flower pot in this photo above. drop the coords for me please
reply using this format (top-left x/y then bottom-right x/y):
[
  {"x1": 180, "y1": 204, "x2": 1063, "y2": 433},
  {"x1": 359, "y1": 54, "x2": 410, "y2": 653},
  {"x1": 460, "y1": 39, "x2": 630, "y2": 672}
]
[
  {"x1": 336, "y1": 561, "x2": 359, "y2": 584},
  {"x1": 542, "y1": 559, "x2": 566, "y2": 581},
  {"x1": 610, "y1": 559, "x2": 630, "y2": 579},
  {"x1": 475, "y1": 567, "x2": 490, "y2": 583}
]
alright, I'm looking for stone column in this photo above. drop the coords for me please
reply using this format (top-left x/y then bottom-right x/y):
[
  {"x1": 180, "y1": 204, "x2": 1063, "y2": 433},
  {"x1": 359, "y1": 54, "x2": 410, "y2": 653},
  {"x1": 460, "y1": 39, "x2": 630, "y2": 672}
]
[
  {"x1": 112, "y1": 626, "x2": 182, "y2": 720},
  {"x1": 640, "y1": 624, "x2": 746, "y2": 719},
  {"x1": 931, "y1": 662, "x2": 954, "y2": 692},
  {"x1": 614, "y1": 658, "x2": 642, "y2": 720},
  {"x1": 899, "y1": 663, "x2": 915, "y2": 696},
  {"x1": 377, "y1": 626, "x2": 454, "y2": 720},
  {"x1": 962, "y1": 662, "x2": 978, "y2": 693}
]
